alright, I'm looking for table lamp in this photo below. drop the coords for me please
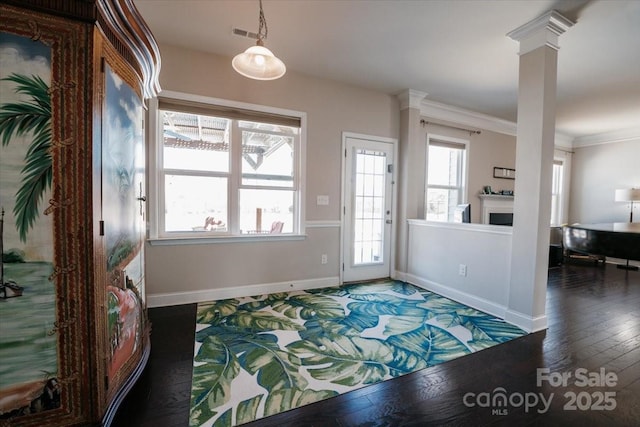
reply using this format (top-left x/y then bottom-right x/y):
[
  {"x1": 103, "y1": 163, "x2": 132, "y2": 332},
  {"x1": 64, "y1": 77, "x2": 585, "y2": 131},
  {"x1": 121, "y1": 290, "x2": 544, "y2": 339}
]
[
  {"x1": 615, "y1": 188, "x2": 640, "y2": 223},
  {"x1": 614, "y1": 188, "x2": 640, "y2": 270}
]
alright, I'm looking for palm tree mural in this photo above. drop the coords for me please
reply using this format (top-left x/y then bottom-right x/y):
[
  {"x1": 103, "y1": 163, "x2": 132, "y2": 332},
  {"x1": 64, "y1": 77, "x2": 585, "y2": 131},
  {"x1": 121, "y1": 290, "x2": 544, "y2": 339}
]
[{"x1": 0, "y1": 73, "x2": 52, "y2": 242}]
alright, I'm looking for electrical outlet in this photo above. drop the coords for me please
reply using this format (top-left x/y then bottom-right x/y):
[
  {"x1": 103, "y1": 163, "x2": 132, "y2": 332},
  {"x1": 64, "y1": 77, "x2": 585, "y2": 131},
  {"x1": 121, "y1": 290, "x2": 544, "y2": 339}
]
[
  {"x1": 321, "y1": 254, "x2": 328, "y2": 264},
  {"x1": 459, "y1": 264, "x2": 467, "y2": 277}
]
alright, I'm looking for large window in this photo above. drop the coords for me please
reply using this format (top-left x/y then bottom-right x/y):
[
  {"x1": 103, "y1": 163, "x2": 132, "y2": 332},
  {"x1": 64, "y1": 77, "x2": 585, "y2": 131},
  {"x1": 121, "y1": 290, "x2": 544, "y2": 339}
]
[
  {"x1": 425, "y1": 138, "x2": 468, "y2": 221},
  {"x1": 151, "y1": 95, "x2": 303, "y2": 239}
]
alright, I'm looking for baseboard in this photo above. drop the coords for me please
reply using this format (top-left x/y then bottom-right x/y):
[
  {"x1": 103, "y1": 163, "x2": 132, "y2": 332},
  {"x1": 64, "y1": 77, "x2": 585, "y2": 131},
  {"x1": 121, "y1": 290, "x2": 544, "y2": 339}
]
[
  {"x1": 504, "y1": 309, "x2": 548, "y2": 333},
  {"x1": 404, "y1": 273, "x2": 508, "y2": 322},
  {"x1": 393, "y1": 270, "x2": 407, "y2": 282},
  {"x1": 147, "y1": 276, "x2": 341, "y2": 307}
]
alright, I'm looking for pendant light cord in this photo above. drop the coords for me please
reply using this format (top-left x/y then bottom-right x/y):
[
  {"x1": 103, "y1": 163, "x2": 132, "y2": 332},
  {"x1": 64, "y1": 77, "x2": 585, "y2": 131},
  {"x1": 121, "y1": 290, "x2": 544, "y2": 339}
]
[{"x1": 257, "y1": 0, "x2": 268, "y2": 44}]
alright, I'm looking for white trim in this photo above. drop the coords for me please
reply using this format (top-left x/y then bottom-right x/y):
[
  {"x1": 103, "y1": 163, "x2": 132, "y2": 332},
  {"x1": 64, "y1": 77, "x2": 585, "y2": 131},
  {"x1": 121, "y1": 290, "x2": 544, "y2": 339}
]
[
  {"x1": 425, "y1": 133, "x2": 470, "y2": 220},
  {"x1": 507, "y1": 10, "x2": 574, "y2": 55},
  {"x1": 148, "y1": 90, "x2": 307, "y2": 240},
  {"x1": 420, "y1": 99, "x2": 517, "y2": 136},
  {"x1": 504, "y1": 309, "x2": 548, "y2": 333},
  {"x1": 405, "y1": 273, "x2": 508, "y2": 322},
  {"x1": 148, "y1": 234, "x2": 306, "y2": 246},
  {"x1": 554, "y1": 133, "x2": 574, "y2": 149},
  {"x1": 405, "y1": 89, "x2": 637, "y2": 150},
  {"x1": 305, "y1": 220, "x2": 341, "y2": 228},
  {"x1": 393, "y1": 270, "x2": 407, "y2": 282},
  {"x1": 158, "y1": 90, "x2": 306, "y2": 120},
  {"x1": 418, "y1": 97, "x2": 575, "y2": 146},
  {"x1": 341, "y1": 132, "x2": 398, "y2": 284},
  {"x1": 341, "y1": 131, "x2": 397, "y2": 145},
  {"x1": 572, "y1": 127, "x2": 640, "y2": 148},
  {"x1": 147, "y1": 276, "x2": 340, "y2": 307},
  {"x1": 146, "y1": 97, "x2": 161, "y2": 239},
  {"x1": 407, "y1": 219, "x2": 513, "y2": 235},
  {"x1": 397, "y1": 89, "x2": 428, "y2": 110}
]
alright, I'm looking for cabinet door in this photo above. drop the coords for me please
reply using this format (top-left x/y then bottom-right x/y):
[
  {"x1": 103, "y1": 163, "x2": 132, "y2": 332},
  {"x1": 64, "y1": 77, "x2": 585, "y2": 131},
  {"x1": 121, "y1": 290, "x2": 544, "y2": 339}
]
[
  {"x1": 102, "y1": 62, "x2": 147, "y2": 391},
  {"x1": 1, "y1": 8, "x2": 94, "y2": 425},
  {"x1": 0, "y1": 29, "x2": 61, "y2": 419}
]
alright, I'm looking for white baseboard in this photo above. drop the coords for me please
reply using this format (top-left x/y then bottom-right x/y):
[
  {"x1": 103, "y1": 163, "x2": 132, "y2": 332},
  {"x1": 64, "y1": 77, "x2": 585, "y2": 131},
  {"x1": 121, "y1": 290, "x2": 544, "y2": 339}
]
[
  {"x1": 504, "y1": 309, "x2": 548, "y2": 333},
  {"x1": 147, "y1": 276, "x2": 340, "y2": 308},
  {"x1": 393, "y1": 270, "x2": 408, "y2": 282},
  {"x1": 405, "y1": 272, "x2": 546, "y2": 333},
  {"x1": 404, "y1": 273, "x2": 508, "y2": 322}
]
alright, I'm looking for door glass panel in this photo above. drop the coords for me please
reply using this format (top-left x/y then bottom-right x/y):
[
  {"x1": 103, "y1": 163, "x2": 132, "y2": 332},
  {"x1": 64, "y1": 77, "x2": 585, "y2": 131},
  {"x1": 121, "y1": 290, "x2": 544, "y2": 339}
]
[{"x1": 353, "y1": 149, "x2": 386, "y2": 265}]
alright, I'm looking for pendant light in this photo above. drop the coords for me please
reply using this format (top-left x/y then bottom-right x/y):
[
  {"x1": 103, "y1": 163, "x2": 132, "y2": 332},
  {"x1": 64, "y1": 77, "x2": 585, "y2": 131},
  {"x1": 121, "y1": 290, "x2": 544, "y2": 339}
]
[{"x1": 232, "y1": 0, "x2": 286, "y2": 80}]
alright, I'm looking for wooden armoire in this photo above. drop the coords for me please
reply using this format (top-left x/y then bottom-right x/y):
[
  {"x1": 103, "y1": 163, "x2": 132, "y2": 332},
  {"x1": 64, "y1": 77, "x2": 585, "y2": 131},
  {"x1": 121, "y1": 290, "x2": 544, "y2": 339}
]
[{"x1": 0, "y1": 1, "x2": 160, "y2": 425}]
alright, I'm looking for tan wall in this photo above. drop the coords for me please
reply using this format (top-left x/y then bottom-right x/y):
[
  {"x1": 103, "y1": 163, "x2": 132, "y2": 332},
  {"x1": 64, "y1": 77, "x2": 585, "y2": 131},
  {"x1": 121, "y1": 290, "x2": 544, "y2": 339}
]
[
  {"x1": 146, "y1": 44, "x2": 519, "y2": 299},
  {"x1": 145, "y1": 44, "x2": 399, "y2": 297}
]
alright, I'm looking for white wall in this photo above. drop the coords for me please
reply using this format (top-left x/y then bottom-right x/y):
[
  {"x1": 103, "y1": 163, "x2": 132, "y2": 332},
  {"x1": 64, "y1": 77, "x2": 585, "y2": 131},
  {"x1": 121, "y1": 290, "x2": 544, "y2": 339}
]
[
  {"x1": 145, "y1": 44, "x2": 399, "y2": 305},
  {"x1": 405, "y1": 220, "x2": 516, "y2": 325},
  {"x1": 569, "y1": 139, "x2": 640, "y2": 224}
]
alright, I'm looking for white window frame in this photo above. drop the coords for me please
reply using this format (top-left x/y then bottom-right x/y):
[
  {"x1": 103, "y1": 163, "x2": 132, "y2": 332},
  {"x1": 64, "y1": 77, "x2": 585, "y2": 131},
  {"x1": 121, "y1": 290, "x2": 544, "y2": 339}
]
[
  {"x1": 424, "y1": 134, "x2": 469, "y2": 222},
  {"x1": 550, "y1": 148, "x2": 572, "y2": 226},
  {"x1": 550, "y1": 160, "x2": 563, "y2": 226},
  {"x1": 147, "y1": 91, "x2": 307, "y2": 244}
]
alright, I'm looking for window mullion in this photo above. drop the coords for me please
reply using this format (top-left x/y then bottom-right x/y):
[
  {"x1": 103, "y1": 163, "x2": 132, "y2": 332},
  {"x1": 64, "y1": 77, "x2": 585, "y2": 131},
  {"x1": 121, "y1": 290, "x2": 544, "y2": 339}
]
[
  {"x1": 164, "y1": 168, "x2": 227, "y2": 178},
  {"x1": 229, "y1": 120, "x2": 241, "y2": 235}
]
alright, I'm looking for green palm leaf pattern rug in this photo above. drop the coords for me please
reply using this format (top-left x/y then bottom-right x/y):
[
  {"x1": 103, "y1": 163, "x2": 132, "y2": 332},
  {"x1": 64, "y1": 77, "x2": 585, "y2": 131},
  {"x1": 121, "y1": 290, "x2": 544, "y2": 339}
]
[{"x1": 189, "y1": 280, "x2": 525, "y2": 426}]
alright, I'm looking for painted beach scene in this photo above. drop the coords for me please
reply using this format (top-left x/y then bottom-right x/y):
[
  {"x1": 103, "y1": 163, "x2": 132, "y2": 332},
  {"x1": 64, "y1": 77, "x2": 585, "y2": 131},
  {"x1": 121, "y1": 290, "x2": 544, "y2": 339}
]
[
  {"x1": 102, "y1": 64, "x2": 146, "y2": 385},
  {"x1": 0, "y1": 31, "x2": 60, "y2": 418}
]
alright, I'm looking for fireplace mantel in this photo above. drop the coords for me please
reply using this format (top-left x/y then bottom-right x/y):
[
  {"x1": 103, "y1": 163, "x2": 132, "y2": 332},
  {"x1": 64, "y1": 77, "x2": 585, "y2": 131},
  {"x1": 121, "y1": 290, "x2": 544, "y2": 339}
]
[{"x1": 478, "y1": 194, "x2": 514, "y2": 225}]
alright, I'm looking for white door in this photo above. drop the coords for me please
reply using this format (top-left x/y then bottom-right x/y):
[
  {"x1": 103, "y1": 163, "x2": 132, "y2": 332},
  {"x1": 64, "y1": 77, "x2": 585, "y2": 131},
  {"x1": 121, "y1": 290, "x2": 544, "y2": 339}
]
[{"x1": 342, "y1": 135, "x2": 395, "y2": 282}]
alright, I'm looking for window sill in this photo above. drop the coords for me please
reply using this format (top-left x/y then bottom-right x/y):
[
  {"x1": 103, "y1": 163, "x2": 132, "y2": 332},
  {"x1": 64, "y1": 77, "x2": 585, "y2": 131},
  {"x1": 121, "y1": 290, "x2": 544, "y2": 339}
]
[{"x1": 148, "y1": 234, "x2": 307, "y2": 246}]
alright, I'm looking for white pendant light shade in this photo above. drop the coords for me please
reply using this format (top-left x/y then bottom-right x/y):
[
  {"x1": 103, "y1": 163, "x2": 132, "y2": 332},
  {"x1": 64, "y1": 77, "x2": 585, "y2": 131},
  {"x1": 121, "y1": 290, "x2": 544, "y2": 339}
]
[{"x1": 232, "y1": 44, "x2": 286, "y2": 80}]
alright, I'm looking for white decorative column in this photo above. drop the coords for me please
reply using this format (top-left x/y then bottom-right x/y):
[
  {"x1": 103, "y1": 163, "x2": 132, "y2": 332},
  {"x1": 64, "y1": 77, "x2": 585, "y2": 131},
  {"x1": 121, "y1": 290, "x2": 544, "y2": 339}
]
[
  {"x1": 396, "y1": 89, "x2": 428, "y2": 276},
  {"x1": 505, "y1": 11, "x2": 573, "y2": 332}
]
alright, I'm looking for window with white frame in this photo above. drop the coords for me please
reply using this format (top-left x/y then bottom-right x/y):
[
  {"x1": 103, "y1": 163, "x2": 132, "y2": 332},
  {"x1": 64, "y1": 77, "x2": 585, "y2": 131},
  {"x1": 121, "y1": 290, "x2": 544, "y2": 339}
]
[
  {"x1": 152, "y1": 96, "x2": 303, "y2": 239},
  {"x1": 425, "y1": 138, "x2": 468, "y2": 221},
  {"x1": 550, "y1": 160, "x2": 564, "y2": 226}
]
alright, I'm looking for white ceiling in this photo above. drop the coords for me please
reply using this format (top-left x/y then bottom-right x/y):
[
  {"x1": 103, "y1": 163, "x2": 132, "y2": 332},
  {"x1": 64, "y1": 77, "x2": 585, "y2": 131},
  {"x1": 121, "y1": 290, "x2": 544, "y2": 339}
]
[{"x1": 134, "y1": 0, "x2": 640, "y2": 140}]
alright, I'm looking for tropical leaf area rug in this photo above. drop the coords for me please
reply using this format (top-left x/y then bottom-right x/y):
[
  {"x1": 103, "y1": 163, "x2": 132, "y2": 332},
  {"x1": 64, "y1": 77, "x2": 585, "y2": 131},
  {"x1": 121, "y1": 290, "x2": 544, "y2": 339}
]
[{"x1": 189, "y1": 280, "x2": 526, "y2": 426}]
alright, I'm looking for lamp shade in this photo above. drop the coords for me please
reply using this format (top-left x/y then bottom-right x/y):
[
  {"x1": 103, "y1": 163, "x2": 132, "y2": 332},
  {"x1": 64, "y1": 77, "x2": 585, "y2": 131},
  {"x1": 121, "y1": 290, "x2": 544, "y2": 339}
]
[
  {"x1": 615, "y1": 188, "x2": 640, "y2": 202},
  {"x1": 232, "y1": 44, "x2": 286, "y2": 81}
]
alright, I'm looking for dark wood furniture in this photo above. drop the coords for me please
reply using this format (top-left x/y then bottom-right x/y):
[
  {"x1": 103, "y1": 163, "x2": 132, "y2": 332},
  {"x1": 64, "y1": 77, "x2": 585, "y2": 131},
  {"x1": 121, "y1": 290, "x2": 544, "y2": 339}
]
[{"x1": 563, "y1": 222, "x2": 640, "y2": 268}]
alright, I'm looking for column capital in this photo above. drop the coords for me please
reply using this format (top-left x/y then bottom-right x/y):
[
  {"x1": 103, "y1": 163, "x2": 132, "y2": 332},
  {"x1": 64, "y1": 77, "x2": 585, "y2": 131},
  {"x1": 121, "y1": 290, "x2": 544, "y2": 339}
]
[
  {"x1": 507, "y1": 10, "x2": 574, "y2": 55},
  {"x1": 397, "y1": 89, "x2": 428, "y2": 110}
]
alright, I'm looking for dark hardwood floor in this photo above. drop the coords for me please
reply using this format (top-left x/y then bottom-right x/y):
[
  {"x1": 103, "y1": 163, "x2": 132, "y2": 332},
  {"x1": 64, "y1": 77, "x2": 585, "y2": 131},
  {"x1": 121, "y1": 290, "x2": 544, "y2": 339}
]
[{"x1": 112, "y1": 262, "x2": 640, "y2": 426}]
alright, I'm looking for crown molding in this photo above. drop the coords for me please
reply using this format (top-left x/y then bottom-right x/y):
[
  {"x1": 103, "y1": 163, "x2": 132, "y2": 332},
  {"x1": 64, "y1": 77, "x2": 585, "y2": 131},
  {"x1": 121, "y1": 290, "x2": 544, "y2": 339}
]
[
  {"x1": 419, "y1": 99, "x2": 517, "y2": 136},
  {"x1": 572, "y1": 127, "x2": 640, "y2": 148},
  {"x1": 554, "y1": 132, "x2": 574, "y2": 149},
  {"x1": 397, "y1": 89, "x2": 428, "y2": 110},
  {"x1": 418, "y1": 98, "x2": 576, "y2": 148},
  {"x1": 406, "y1": 90, "x2": 635, "y2": 150},
  {"x1": 507, "y1": 10, "x2": 574, "y2": 55}
]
